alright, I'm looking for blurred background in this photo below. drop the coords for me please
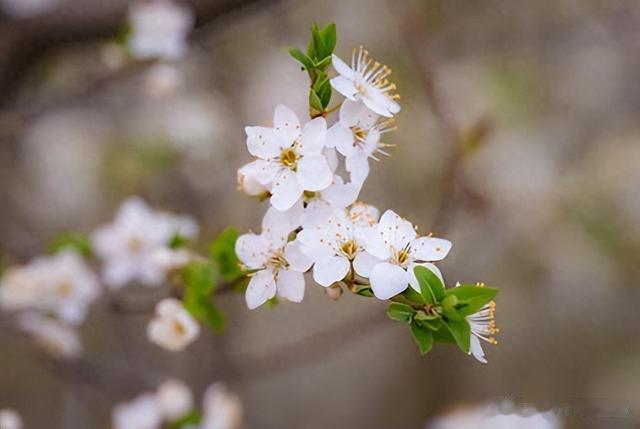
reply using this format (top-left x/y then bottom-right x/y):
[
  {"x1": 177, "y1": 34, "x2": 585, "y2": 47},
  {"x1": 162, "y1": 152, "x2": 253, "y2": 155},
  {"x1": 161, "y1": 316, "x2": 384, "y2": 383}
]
[{"x1": 1, "y1": 0, "x2": 640, "y2": 428}]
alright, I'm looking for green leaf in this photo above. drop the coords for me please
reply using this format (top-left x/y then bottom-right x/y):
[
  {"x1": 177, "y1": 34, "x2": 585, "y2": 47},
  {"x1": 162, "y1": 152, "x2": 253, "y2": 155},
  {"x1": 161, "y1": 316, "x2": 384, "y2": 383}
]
[
  {"x1": 288, "y1": 48, "x2": 314, "y2": 71},
  {"x1": 446, "y1": 284, "x2": 498, "y2": 316},
  {"x1": 181, "y1": 261, "x2": 217, "y2": 295},
  {"x1": 387, "y1": 302, "x2": 415, "y2": 323},
  {"x1": 432, "y1": 324, "x2": 456, "y2": 344},
  {"x1": 320, "y1": 23, "x2": 336, "y2": 56},
  {"x1": 168, "y1": 410, "x2": 201, "y2": 428},
  {"x1": 441, "y1": 295, "x2": 464, "y2": 321},
  {"x1": 48, "y1": 232, "x2": 92, "y2": 258},
  {"x1": 401, "y1": 287, "x2": 426, "y2": 305},
  {"x1": 354, "y1": 286, "x2": 374, "y2": 297},
  {"x1": 309, "y1": 90, "x2": 323, "y2": 112},
  {"x1": 169, "y1": 233, "x2": 190, "y2": 249},
  {"x1": 310, "y1": 24, "x2": 325, "y2": 60},
  {"x1": 210, "y1": 228, "x2": 243, "y2": 282},
  {"x1": 413, "y1": 265, "x2": 445, "y2": 304},
  {"x1": 410, "y1": 322, "x2": 434, "y2": 355},
  {"x1": 181, "y1": 261, "x2": 225, "y2": 332},
  {"x1": 314, "y1": 55, "x2": 332, "y2": 70},
  {"x1": 442, "y1": 319, "x2": 471, "y2": 353}
]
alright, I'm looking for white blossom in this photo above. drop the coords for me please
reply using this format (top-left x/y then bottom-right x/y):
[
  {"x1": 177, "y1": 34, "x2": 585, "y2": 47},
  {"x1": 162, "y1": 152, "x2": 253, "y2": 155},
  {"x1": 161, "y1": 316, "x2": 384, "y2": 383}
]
[
  {"x1": 243, "y1": 105, "x2": 333, "y2": 211},
  {"x1": 200, "y1": 383, "x2": 243, "y2": 429},
  {"x1": 0, "y1": 251, "x2": 100, "y2": 325},
  {"x1": 465, "y1": 289, "x2": 498, "y2": 364},
  {"x1": 297, "y1": 208, "x2": 377, "y2": 287},
  {"x1": 127, "y1": 0, "x2": 193, "y2": 60},
  {"x1": 289, "y1": 175, "x2": 360, "y2": 229},
  {"x1": 113, "y1": 393, "x2": 163, "y2": 429},
  {"x1": 0, "y1": 409, "x2": 23, "y2": 429},
  {"x1": 17, "y1": 313, "x2": 83, "y2": 359},
  {"x1": 147, "y1": 298, "x2": 200, "y2": 351},
  {"x1": 92, "y1": 197, "x2": 198, "y2": 289},
  {"x1": 331, "y1": 46, "x2": 400, "y2": 117},
  {"x1": 360, "y1": 210, "x2": 451, "y2": 300},
  {"x1": 235, "y1": 208, "x2": 312, "y2": 309},
  {"x1": 327, "y1": 99, "x2": 396, "y2": 183},
  {"x1": 427, "y1": 403, "x2": 561, "y2": 429},
  {"x1": 156, "y1": 379, "x2": 193, "y2": 422},
  {"x1": 237, "y1": 162, "x2": 270, "y2": 198}
]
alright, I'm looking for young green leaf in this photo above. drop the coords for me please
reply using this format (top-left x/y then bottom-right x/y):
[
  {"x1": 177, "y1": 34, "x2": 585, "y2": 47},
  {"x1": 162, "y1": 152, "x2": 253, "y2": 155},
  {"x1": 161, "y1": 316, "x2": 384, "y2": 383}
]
[
  {"x1": 402, "y1": 287, "x2": 427, "y2": 305},
  {"x1": 432, "y1": 324, "x2": 456, "y2": 344},
  {"x1": 169, "y1": 232, "x2": 191, "y2": 249},
  {"x1": 310, "y1": 24, "x2": 325, "y2": 60},
  {"x1": 387, "y1": 302, "x2": 415, "y2": 323},
  {"x1": 181, "y1": 261, "x2": 217, "y2": 295},
  {"x1": 210, "y1": 228, "x2": 243, "y2": 281},
  {"x1": 320, "y1": 23, "x2": 336, "y2": 56},
  {"x1": 441, "y1": 295, "x2": 464, "y2": 321},
  {"x1": 446, "y1": 284, "x2": 498, "y2": 316},
  {"x1": 288, "y1": 47, "x2": 314, "y2": 71},
  {"x1": 410, "y1": 322, "x2": 434, "y2": 355},
  {"x1": 413, "y1": 265, "x2": 445, "y2": 304},
  {"x1": 309, "y1": 90, "x2": 324, "y2": 113},
  {"x1": 168, "y1": 410, "x2": 201, "y2": 429},
  {"x1": 442, "y1": 319, "x2": 471, "y2": 353},
  {"x1": 48, "y1": 232, "x2": 93, "y2": 258}
]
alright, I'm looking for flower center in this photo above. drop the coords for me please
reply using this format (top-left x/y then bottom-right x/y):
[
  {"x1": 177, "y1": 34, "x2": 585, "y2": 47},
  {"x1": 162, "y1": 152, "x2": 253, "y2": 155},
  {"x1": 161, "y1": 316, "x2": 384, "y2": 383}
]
[
  {"x1": 351, "y1": 126, "x2": 368, "y2": 143},
  {"x1": 127, "y1": 236, "x2": 144, "y2": 253},
  {"x1": 173, "y1": 320, "x2": 186, "y2": 336},
  {"x1": 279, "y1": 147, "x2": 299, "y2": 170},
  {"x1": 303, "y1": 190, "x2": 318, "y2": 202},
  {"x1": 395, "y1": 249, "x2": 410, "y2": 266},
  {"x1": 56, "y1": 280, "x2": 73, "y2": 297},
  {"x1": 340, "y1": 240, "x2": 358, "y2": 259},
  {"x1": 266, "y1": 250, "x2": 288, "y2": 270}
]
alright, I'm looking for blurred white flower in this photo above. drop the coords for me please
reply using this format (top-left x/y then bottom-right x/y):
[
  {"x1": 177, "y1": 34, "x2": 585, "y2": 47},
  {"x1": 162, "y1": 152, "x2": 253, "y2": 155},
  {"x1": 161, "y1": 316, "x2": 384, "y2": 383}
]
[
  {"x1": 147, "y1": 298, "x2": 200, "y2": 351},
  {"x1": 327, "y1": 99, "x2": 396, "y2": 183},
  {"x1": 361, "y1": 210, "x2": 451, "y2": 300},
  {"x1": 128, "y1": 0, "x2": 194, "y2": 60},
  {"x1": 243, "y1": 105, "x2": 333, "y2": 210},
  {"x1": 144, "y1": 63, "x2": 184, "y2": 98},
  {"x1": 331, "y1": 47, "x2": 401, "y2": 117},
  {"x1": 427, "y1": 403, "x2": 562, "y2": 429},
  {"x1": 347, "y1": 202, "x2": 380, "y2": 228},
  {"x1": 0, "y1": 0, "x2": 60, "y2": 18},
  {"x1": 0, "y1": 408, "x2": 23, "y2": 429},
  {"x1": 235, "y1": 208, "x2": 312, "y2": 309},
  {"x1": 200, "y1": 383, "x2": 243, "y2": 429},
  {"x1": 113, "y1": 393, "x2": 162, "y2": 429},
  {"x1": 17, "y1": 314, "x2": 82, "y2": 359},
  {"x1": 297, "y1": 209, "x2": 377, "y2": 287},
  {"x1": 92, "y1": 197, "x2": 198, "y2": 289},
  {"x1": 0, "y1": 251, "x2": 100, "y2": 325},
  {"x1": 156, "y1": 379, "x2": 193, "y2": 422}
]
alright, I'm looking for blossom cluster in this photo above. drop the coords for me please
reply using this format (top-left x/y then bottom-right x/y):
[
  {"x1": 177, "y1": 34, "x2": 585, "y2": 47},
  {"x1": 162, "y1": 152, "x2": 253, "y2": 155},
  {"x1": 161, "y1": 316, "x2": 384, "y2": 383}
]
[
  {"x1": 236, "y1": 29, "x2": 498, "y2": 362},
  {"x1": 426, "y1": 402, "x2": 562, "y2": 429},
  {"x1": 113, "y1": 379, "x2": 242, "y2": 429},
  {"x1": 0, "y1": 197, "x2": 201, "y2": 357}
]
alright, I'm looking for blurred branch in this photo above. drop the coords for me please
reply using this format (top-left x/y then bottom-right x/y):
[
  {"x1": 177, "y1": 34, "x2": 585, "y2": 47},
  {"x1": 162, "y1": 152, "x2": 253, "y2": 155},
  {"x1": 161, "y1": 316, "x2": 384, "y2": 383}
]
[{"x1": 393, "y1": 1, "x2": 489, "y2": 233}]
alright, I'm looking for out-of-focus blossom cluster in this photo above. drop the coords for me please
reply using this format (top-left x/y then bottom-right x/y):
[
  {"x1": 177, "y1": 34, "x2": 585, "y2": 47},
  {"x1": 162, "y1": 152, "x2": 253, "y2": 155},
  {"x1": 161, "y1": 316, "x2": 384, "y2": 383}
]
[
  {"x1": 427, "y1": 402, "x2": 562, "y2": 429},
  {"x1": 113, "y1": 379, "x2": 242, "y2": 429},
  {"x1": 0, "y1": 197, "x2": 201, "y2": 357},
  {"x1": 0, "y1": 409, "x2": 23, "y2": 429},
  {"x1": 0, "y1": 0, "x2": 60, "y2": 18}
]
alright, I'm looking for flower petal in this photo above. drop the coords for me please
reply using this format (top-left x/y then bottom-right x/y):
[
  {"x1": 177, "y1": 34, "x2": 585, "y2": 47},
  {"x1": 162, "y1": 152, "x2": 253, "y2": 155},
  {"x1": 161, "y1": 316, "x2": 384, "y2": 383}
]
[
  {"x1": 270, "y1": 169, "x2": 303, "y2": 211},
  {"x1": 273, "y1": 104, "x2": 301, "y2": 144},
  {"x1": 330, "y1": 76, "x2": 358, "y2": 100},
  {"x1": 369, "y1": 262, "x2": 409, "y2": 300},
  {"x1": 241, "y1": 159, "x2": 279, "y2": 185},
  {"x1": 296, "y1": 155, "x2": 333, "y2": 191},
  {"x1": 245, "y1": 270, "x2": 276, "y2": 309},
  {"x1": 313, "y1": 255, "x2": 350, "y2": 287},
  {"x1": 340, "y1": 99, "x2": 378, "y2": 128},
  {"x1": 322, "y1": 179, "x2": 360, "y2": 209},
  {"x1": 284, "y1": 241, "x2": 313, "y2": 272},
  {"x1": 301, "y1": 199, "x2": 333, "y2": 229},
  {"x1": 362, "y1": 88, "x2": 401, "y2": 118},
  {"x1": 245, "y1": 126, "x2": 280, "y2": 159},
  {"x1": 235, "y1": 233, "x2": 268, "y2": 269},
  {"x1": 276, "y1": 269, "x2": 305, "y2": 303},
  {"x1": 298, "y1": 117, "x2": 327, "y2": 155},
  {"x1": 345, "y1": 153, "x2": 370, "y2": 185},
  {"x1": 327, "y1": 123, "x2": 353, "y2": 154},
  {"x1": 332, "y1": 54, "x2": 355, "y2": 79},
  {"x1": 470, "y1": 335, "x2": 487, "y2": 364},
  {"x1": 378, "y1": 209, "x2": 416, "y2": 249},
  {"x1": 410, "y1": 237, "x2": 452, "y2": 262},
  {"x1": 352, "y1": 251, "x2": 381, "y2": 278}
]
